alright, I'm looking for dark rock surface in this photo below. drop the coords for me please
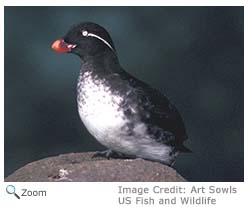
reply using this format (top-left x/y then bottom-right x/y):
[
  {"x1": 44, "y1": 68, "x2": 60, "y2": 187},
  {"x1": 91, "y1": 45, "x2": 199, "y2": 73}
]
[{"x1": 5, "y1": 152, "x2": 186, "y2": 182}]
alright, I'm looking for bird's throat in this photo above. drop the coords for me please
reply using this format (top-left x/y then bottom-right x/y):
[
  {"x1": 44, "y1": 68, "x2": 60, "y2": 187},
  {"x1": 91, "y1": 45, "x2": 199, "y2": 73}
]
[{"x1": 80, "y1": 51, "x2": 122, "y2": 75}]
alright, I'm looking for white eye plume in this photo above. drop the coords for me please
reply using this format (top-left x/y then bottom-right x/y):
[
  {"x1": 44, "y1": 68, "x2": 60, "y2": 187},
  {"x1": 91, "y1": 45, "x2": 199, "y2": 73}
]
[{"x1": 81, "y1": 30, "x2": 114, "y2": 51}]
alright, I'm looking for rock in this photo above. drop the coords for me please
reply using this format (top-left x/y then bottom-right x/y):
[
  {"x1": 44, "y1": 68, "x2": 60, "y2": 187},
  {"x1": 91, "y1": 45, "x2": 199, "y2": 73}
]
[{"x1": 5, "y1": 152, "x2": 186, "y2": 182}]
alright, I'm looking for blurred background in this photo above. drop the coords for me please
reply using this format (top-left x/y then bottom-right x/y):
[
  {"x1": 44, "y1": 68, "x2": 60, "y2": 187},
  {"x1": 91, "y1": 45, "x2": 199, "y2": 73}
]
[{"x1": 4, "y1": 7, "x2": 243, "y2": 181}]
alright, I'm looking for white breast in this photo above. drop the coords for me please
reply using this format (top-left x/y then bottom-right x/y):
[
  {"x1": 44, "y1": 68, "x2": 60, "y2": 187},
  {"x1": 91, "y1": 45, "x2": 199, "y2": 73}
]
[{"x1": 77, "y1": 72, "x2": 128, "y2": 147}]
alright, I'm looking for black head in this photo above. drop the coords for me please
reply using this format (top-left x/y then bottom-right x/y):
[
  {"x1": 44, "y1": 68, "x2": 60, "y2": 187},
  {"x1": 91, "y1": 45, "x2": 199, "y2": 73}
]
[{"x1": 52, "y1": 22, "x2": 116, "y2": 58}]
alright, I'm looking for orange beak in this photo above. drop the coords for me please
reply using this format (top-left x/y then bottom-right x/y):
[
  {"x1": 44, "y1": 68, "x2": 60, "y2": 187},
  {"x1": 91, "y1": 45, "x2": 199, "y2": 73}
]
[{"x1": 51, "y1": 39, "x2": 77, "y2": 53}]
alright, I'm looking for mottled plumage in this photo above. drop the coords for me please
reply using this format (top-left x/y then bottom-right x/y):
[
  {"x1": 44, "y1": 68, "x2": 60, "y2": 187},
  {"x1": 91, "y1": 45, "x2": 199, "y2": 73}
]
[{"x1": 52, "y1": 22, "x2": 190, "y2": 166}]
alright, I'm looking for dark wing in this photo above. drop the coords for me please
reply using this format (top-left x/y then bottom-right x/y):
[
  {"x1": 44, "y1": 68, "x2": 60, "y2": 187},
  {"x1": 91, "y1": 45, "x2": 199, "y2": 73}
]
[{"x1": 126, "y1": 75, "x2": 189, "y2": 150}]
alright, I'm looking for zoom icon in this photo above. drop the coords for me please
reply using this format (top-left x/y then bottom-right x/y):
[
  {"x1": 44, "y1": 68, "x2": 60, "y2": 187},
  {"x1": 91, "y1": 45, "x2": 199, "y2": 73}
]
[{"x1": 6, "y1": 185, "x2": 20, "y2": 199}]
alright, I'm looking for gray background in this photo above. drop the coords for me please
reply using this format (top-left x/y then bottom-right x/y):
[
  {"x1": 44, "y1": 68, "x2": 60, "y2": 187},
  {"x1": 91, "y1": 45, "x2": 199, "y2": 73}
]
[{"x1": 5, "y1": 7, "x2": 244, "y2": 181}]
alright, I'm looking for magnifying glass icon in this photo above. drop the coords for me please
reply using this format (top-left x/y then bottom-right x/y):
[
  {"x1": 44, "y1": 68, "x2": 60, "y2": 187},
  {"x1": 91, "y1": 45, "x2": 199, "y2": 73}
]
[{"x1": 6, "y1": 185, "x2": 20, "y2": 199}]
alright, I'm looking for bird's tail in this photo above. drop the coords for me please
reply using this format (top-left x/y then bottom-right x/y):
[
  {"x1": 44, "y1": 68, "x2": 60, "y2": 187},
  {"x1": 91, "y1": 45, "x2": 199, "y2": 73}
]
[{"x1": 178, "y1": 145, "x2": 192, "y2": 153}]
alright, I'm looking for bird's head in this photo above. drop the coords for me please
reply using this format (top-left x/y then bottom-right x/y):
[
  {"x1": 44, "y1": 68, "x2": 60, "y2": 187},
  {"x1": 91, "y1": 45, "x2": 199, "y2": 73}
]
[{"x1": 51, "y1": 22, "x2": 116, "y2": 58}]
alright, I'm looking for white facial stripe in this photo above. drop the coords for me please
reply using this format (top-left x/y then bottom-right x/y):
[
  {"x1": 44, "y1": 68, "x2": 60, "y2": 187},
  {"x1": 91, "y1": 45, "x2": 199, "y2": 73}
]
[{"x1": 82, "y1": 30, "x2": 114, "y2": 51}]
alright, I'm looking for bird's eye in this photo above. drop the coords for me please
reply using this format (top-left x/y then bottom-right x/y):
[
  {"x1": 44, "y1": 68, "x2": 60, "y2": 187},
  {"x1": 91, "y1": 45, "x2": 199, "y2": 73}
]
[{"x1": 82, "y1": 30, "x2": 88, "y2": 37}]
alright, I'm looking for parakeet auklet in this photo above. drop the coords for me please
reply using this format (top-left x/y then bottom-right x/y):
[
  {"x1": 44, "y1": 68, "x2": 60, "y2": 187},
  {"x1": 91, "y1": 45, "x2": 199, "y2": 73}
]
[{"x1": 51, "y1": 22, "x2": 191, "y2": 166}]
